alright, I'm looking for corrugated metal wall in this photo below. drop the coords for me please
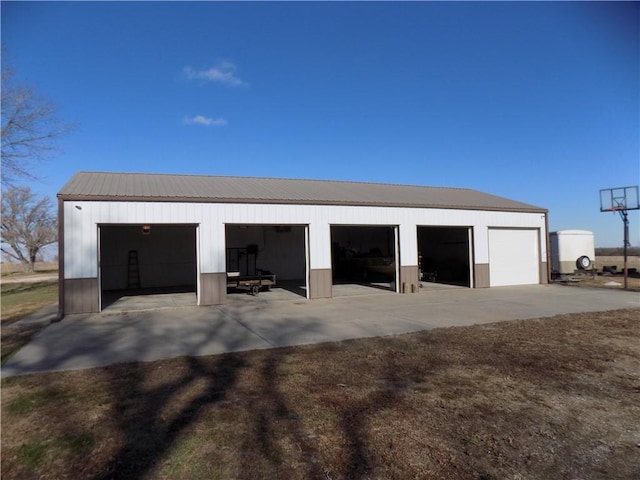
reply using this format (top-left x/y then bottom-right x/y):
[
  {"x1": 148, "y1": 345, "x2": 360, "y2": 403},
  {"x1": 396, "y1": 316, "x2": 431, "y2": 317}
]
[{"x1": 63, "y1": 201, "x2": 547, "y2": 279}]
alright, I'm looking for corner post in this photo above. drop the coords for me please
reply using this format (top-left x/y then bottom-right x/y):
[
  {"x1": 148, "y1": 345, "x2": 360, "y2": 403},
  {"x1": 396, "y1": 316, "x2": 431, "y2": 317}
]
[{"x1": 56, "y1": 197, "x2": 64, "y2": 321}]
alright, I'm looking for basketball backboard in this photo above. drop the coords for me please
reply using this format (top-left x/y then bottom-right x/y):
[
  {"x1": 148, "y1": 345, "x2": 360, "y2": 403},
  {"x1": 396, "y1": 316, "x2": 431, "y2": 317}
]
[{"x1": 600, "y1": 186, "x2": 639, "y2": 212}]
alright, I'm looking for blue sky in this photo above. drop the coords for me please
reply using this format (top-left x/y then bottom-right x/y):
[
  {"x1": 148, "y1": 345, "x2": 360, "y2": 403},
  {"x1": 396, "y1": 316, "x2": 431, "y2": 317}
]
[{"x1": 2, "y1": 1, "x2": 638, "y2": 247}]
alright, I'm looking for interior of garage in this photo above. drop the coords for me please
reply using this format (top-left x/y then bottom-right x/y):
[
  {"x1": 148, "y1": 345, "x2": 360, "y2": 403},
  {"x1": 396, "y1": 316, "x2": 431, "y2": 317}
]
[
  {"x1": 331, "y1": 226, "x2": 397, "y2": 293},
  {"x1": 99, "y1": 225, "x2": 197, "y2": 308},
  {"x1": 418, "y1": 226, "x2": 471, "y2": 287},
  {"x1": 225, "y1": 225, "x2": 307, "y2": 297}
]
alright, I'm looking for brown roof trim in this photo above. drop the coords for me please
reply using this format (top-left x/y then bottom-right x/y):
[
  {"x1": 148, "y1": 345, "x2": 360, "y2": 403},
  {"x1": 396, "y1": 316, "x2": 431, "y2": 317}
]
[{"x1": 57, "y1": 194, "x2": 547, "y2": 213}]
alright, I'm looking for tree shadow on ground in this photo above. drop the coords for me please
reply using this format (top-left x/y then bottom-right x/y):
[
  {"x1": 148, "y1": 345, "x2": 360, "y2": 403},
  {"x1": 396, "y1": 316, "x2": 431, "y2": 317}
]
[
  {"x1": 88, "y1": 309, "x2": 330, "y2": 480},
  {"x1": 93, "y1": 353, "x2": 244, "y2": 480},
  {"x1": 239, "y1": 351, "x2": 327, "y2": 480},
  {"x1": 89, "y1": 331, "x2": 419, "y2": 479},
  {"x1": 235, "y1": 345, "x2": 424, "y2": 480},
  {"x1": 6, "y1": 311, "x2": 639, "y2": 480},
  {"x1": 337, "y1": 354, "x2": 422, "y2": 479}
]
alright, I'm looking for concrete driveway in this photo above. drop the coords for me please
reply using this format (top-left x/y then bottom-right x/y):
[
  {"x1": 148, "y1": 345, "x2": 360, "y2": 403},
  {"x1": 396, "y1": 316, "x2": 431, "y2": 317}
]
[{"x1": 2, "y1": 284, "x2": 638, "y2": 377}]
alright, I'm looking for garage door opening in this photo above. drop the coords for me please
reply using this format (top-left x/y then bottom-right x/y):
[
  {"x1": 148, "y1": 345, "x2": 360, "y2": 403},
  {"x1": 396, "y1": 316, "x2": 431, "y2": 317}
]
[
  {"x1": 418, "y1": 226, "x2": 472, "y2": 288},
  {"x1": 225, "y1": 225, "x2": 308, "y2": 299},
  {"x1": 331, "y1": 226, "x2": 398, "y2": 295},
  {"x1": 99, "y1": 225, "x2": 197, "y2": 310}
]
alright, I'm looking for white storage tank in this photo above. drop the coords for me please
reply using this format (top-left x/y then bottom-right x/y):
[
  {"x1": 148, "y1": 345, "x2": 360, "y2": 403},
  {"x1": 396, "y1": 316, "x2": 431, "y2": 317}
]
[{"x1": 550, "y1": 230, "x2": 595, "y2": 274}]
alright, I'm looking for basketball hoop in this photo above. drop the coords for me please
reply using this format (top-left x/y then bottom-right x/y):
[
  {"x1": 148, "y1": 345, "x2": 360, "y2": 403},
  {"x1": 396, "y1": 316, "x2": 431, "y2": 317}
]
[
  {"x1": 599, "y1": 185, "x2": 639, "y2": 290},
  {"x1": 607, "y1": 205, "x2": 625, "y2": 214},
  {"x1": 599, "y1": 186, "x2": 639, "y2": 213}
]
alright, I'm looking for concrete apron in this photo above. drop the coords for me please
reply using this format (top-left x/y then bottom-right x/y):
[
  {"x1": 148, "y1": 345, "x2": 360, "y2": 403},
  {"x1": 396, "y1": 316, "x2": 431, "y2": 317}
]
[
  {"x1": 2, "y1": 284, "x2": 638, "y2": 378},
  {"x1": 101, "y1": 283, "x2": 394, "y2": 313}
]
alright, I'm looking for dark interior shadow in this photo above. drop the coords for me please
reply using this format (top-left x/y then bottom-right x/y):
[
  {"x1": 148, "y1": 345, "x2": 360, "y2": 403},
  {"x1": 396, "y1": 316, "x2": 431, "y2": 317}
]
[
  {"x1": 332, "y1": 280, "x2": 395, "y2": 292},
  {"x1": 276, "y1": 280, "x2": 307, "y2": 298}
]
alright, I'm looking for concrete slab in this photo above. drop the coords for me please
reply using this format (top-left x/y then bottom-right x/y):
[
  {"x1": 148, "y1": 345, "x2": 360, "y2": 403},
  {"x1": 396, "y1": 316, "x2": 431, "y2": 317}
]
[
  {"x1": 226, "y1": 286, "x2": 305, "y2": 303},
  {"x1": 2, "y1": 284, "x2": 638, "y2": 378},
  {"x1": 6, "y1": 303, "x2": 59, "y2": 327},
  {"x1": 103, "y1": 292, "x2": 197, "y2": 313},
  {"x1": 418, "y1": 282, "x2": 467, "y2": 293},
  {"x1": 331, "y1": 283, "x2": 395, "y2": 297},
  {"x1": 2, "y1": 307, "x2": 274, "y2": 377}
]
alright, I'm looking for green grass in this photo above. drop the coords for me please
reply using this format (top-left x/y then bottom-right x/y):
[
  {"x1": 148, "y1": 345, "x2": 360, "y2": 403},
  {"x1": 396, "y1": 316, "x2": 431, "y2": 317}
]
[
  {"x1": 14, "y1": 440, "x2": 48, "y2": 468},
  {"x1": 1, "y1": 280, "x2": 58, "y2": 364},
  {"x1": 12, "y1": 433, "x2": 95, "y2": 470},
  {"x1": 1, "y1": 281, "x2": 58, "y2": 303},
  {"x1": 4, "y1": 383, "x2": 95, "y2": 472},
  {"x1": 5, "y1": 387, "x2": 70, "y2": 416},
  {"x1": 58, "y1": 433, "x2": 96, "y2": 454},
  {"x1": 1, "y1": 281, "x2": 57, "y2": 324}
]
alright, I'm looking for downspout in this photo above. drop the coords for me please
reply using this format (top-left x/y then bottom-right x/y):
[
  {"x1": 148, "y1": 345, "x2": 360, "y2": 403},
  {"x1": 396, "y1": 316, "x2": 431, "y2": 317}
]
[{"x1": 54, "y1": 197, "x2": 65, "y2": 322}]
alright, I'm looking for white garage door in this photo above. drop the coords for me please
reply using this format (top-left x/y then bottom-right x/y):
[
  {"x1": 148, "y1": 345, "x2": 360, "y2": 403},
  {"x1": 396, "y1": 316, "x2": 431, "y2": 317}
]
[{"x1": 489, "y1": 229, "x2": 539, "y2": 287}]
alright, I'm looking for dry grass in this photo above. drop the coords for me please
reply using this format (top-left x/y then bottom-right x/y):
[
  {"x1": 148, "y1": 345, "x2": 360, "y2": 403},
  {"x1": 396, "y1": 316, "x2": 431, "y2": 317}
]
[
  {"x1": 554, "y1": 255, "x2": 640, "y2": 292},
  {"x1": 595, "y1": 255, "x2": 640, "y2": 271},
  {"x1": 1, "y1": 281, "x2": 58, "y2": 325},
  {"x1": 2, "y1": 309, "x2": 639, "y2": 480},
  {"x1": 1, "y1": 281, "x2": 58, "y2": 364},
  {"x1": 1, "y1": 262, "x2": 58, "y2": 277},
  {"x1": 568, "y1": 275, "x2": 640, "y2": 292}
]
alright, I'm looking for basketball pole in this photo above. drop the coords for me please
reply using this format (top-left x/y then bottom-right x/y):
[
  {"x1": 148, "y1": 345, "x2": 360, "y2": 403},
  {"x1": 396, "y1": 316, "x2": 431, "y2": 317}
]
[
  {"x1": 619, "y1": 209, "x2": 629, "y2": 290},
  {"x1": 600, "y1": 186, "x2": 638, "y2": 290}
]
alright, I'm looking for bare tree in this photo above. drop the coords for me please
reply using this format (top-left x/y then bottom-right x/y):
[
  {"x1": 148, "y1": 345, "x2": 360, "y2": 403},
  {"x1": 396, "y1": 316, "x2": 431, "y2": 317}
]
[
  {"x1": 1, "y1": 51, "x2": 74, "y2": 186},
  {"x1": 1, "y1": 186, "x2": 57, "y2": 273}
]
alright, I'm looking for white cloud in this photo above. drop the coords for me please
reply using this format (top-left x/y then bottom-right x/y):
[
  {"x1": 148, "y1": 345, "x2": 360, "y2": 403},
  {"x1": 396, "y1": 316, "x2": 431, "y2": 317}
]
[
  {"x1": 183, "y1": 61, "x2": 247, "y2": 87},
  {"x1": 183, "y1": 115, "x2": 228, "y2": 127}
]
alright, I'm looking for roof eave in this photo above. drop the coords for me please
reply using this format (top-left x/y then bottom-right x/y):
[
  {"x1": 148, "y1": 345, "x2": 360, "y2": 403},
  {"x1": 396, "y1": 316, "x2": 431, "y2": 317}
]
[{"x1": 57, "y1": 194, "x2": 547, "y2": 213}]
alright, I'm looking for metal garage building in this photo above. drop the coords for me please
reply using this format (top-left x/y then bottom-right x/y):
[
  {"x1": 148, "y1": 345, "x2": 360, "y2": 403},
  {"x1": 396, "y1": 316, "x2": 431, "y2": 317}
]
[{"x1": 57, "y1": 172, "x2": 548, "y2": 315}]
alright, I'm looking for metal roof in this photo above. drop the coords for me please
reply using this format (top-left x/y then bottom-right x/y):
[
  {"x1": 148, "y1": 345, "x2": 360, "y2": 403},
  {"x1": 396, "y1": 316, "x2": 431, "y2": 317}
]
[{"x1": 58, "y1": 171, "x2": 547, "y2": 213}]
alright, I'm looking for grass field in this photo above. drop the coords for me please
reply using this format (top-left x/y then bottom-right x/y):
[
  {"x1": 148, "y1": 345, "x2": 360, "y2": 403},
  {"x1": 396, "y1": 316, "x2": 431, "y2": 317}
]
[
  {"x1": 1, "y1": 281, "x2": 58, "y2": 324},
  {"x1": 1, "y1": 281, "x2": 58, "y2": 364},
  {"x1": 2, "y1": 309, "x2": 638, "y2": 480},
  {"x1": 1, "y1": 262, "x2": 58, "y2": 277},
  {"x1": 596, "y1": 255, "x2": 640, "y2": 271}
]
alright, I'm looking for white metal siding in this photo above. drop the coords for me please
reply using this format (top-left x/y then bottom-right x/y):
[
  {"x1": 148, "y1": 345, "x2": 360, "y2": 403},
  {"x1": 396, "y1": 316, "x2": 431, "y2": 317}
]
[
  {"x1": 488, "y1": 229, "x2": 540, "y2": 287},
  {"x1": 63, "y1": 201, "x2": 546, "y2": 283}
]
